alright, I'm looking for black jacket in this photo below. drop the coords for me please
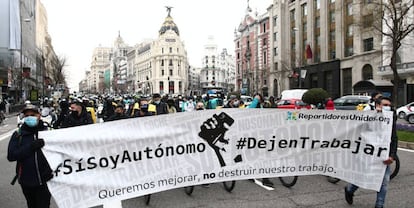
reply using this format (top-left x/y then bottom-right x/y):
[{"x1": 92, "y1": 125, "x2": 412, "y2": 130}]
[
  {"x1": 154, "y1": 102, "x2": 168, "y2": 115},
  {"x1": 107, "y1": 113, "x2": 129, "y2": 121},
  {"x1": 61, "y1": 107, "x2": 93, "y2": 128},
  {"x1": 7, "y1": 122, "x2": 53, "y2": 187},
  {"x1": 389, "y1": 112, "x2": 398, "y2": 159}
]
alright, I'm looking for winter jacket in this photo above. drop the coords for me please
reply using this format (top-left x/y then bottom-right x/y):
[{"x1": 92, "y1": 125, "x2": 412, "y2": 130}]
[
  {"x1": 7, "y1": 122, "x2": 53, "y2": 187},
  {"x1": 154, "y1": 102, "x2": 169, "y2": 115},
  {"x1": 107, "y1": 113, "x2": 129, "y2": 121},
  {"x1": 61, "y1": 107, "x2": 93, "y2": 128}
]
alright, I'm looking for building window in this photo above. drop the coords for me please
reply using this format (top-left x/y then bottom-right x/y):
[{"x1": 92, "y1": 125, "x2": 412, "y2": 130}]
[
  {"x1": 290, "y1": 9, "x2": 295, "y2": 20},
  {"x1": 315, "y1": 0, "x2": 320, "y2": 10},
  {"x1": 302, "y1": 3, "x2": 307, "y2": 16},
  {"x1": 362, "y1": 65, "x2": 373, "y2": 80},
  {"x1": 263, "y1": 23, "x2": 266, "y2": 33},
  {"x1": 169, "y1": 59, "x2": 173, "y2": 66},
  {"x1": 162, "y1": 48, "x2": 164, "y2": 54},
  {"x1": 342, "y1": 68, "x2": 352, "y2": 95},
  {"x1": 274, "y1": 47, "x2": 278, "y2": 56},
  {"x1": 273, "y1": 32, "x2": 277, "y2": 41},
  {"x1": 315, "y1": 17, "x2": 320, "y2": 28},
  {"x1": 347, "y1": 25, "x2": 353, "y2": 37},
  {"x1": 330, "y1": 11, "x2": 335, "y2": 23},
  {"x1": 159, "y1": 81, "x2": 164, "y2": 92},
  {"x1": 237, "y1": 53, "x2": 240, "y2": 59},
  {"x1": 177, "y1": 48, "x2": 179, "y2": 53},
  {"x1": 363, "y1": 38, "x2": 374, "y2": 51},
  {"x1": 162, "y1": 70, "x2": 164, "y2": 76},
  {"x1": 363, "y1": 14, "x2": 374, "y2": 28},
  {"x1": 263, "y1": 38, "x2": 267, "y2": 46},
  {"x1": 315, "y1": 35, "x2": 321, "y2": 47},
  {"x1": 237, "y1": 41, "x2": 240, "y2": 48},
  {"x1": 179, "y1": 81, "x2": 182, "y2": 92},
  {"x1": 330, "y1": 31, "x2": 336, "y2": 42},
  {"x1": 169, "y1": 69, "x2": 173, "y2": 76},
  {"x1": 345, "y1": 46, "x2": 353, "y2": 57},
  {"x1": 169, "y1": 47, "x2": 172, "y2": 53},
  {"x1": 347, "y1": 3, "x2": 353, "y2": 16},
  {"x1": 264, "y1": 52, "x2": 267, "y2": 64},
  {"x1": 324, "y1": 71, "x2": 333, "y2": 96},
  {"x1": 161, "y1": 60, "x2": 164, "y2": 66},
  {"x1": 169, "y1": 81, "x2": 174, "y2": 94}
]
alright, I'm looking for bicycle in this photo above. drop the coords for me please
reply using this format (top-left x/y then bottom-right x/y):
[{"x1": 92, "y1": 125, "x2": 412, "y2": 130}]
[
  {"x1": 279, "y1": 176, "x2": 298, "y2": 188},
  {"x1": 327, "y1": 154, "x2": 400, "y2": 184},
  {"x1": 184, "y1": 181, "x2": 236, "y2": 196}
]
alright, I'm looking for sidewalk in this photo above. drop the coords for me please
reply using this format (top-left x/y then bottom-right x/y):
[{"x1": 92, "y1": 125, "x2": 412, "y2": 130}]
[{"x1": 399, "y1": 141, "x2": 414, "y2": 150}]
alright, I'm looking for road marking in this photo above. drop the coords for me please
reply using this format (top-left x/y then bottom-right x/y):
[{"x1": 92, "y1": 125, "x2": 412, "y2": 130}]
[
  {"x1": 398, "y1": 147, "x2": 414, "y2": 153},
  {"x1": 0, "y1": 129, "x2": 15, "y2": 141},
  {"x1": 253, "y1": 179, "x2": 274, "y2": 191}
]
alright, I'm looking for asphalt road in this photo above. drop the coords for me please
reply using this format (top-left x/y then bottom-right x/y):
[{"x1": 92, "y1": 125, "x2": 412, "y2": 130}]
[{"x1": 1, "y1": 116, "x2": 413, "y2": 208}]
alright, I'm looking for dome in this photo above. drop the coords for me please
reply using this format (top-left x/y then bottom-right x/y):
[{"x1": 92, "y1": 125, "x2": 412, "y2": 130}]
[{"x1": 159, "y1": 11, "x2": 180, "y2": 36}]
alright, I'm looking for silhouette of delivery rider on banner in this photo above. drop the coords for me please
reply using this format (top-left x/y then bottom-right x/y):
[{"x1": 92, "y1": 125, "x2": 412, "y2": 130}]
[{"x1": 198, "y1": 112, "x2": 235, "y2": 167}]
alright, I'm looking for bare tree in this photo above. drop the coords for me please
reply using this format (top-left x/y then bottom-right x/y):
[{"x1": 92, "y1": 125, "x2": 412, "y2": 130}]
[
  {"x1": 51, "y1": 55, "x2": 68, "y2": 87},
  {"x1": 373, "y1": 0, "x2": 414, "y2": 104}
]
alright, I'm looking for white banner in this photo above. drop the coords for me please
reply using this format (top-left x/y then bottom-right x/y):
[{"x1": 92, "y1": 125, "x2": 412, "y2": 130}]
[{"x1": 40, "y1": 109, "x2": 393, "y2": 208}]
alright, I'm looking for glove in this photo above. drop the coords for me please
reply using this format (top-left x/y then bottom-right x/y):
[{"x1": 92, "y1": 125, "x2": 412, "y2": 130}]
[{"x1": 31, "y1": 139, "x2": 45, "y2": 150}]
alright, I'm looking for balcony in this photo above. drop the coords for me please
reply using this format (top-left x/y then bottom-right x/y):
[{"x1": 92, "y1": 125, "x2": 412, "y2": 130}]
[{"x1": 378, "y1": 62, "x2": 414, "y2": 77}]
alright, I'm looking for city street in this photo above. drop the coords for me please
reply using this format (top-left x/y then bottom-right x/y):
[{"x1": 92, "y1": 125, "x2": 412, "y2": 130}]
[{"x1": 1, "y1": 117, "x2": 414, "y2": 208}]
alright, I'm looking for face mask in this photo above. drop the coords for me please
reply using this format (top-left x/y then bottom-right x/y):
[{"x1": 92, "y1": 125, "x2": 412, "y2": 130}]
[
  {"x1": 141, "y1": 104, "x2": 148, "y2": 112},
  {"x1": 24, "y1": 116, "x2": 39, "y2": 127},
  {"x1": 382, "y1": 106, "x2": 391, "y2": 111},
  {"x1": 154, "y1": 101, "x2": 160, "y2": 105}
]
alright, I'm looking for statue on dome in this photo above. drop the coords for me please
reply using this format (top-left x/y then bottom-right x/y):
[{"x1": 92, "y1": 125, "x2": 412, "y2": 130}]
[{"x1": 165, "y1": 6, "x2": 173, "y2": 16}]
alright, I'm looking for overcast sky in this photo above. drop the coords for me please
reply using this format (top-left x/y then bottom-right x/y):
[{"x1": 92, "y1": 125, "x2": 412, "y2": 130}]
[{"x1": 40, "y1": 0, "x2": 272, "y2": 91}]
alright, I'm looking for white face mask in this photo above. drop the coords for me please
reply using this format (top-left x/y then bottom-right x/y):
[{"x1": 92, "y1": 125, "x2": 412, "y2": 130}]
[{"x1": 382, "y1": 106, "x2": 391, "y2": 111}]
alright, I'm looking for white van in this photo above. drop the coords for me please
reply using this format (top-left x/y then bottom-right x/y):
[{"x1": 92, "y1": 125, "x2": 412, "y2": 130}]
[{"x1": 280, "y1": 89, "x2": 308, "y2": 100}]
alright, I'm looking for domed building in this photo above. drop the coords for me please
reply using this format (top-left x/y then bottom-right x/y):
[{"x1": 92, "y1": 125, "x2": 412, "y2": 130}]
[{"x1": 134, "y1": 7, "x2": 189, "y2": 96}]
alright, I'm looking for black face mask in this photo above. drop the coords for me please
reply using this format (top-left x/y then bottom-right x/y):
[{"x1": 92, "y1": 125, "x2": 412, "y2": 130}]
[
  {"x1": 196, "y1": 108, "x2": 204, "y2": 111},
  {"x1": 141, "y1": 104, "x2": 148, "y2": 112}
]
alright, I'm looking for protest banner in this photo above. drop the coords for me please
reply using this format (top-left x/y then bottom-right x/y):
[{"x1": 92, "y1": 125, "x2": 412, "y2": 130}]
[{"x1": 40, "y1": 109, "x2": 393, "y2": 208}]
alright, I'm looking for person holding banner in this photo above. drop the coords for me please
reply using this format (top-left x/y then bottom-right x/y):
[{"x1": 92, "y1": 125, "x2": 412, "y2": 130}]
[
  {"x1": 61, "y1": 101, "x2": 93, "y2": 128},
  {"x1": 137, "y1": 99, "x2": 154, "y2": 117},
  {"x1": 247, "y1": 93, "x2": 274, "y2": 188},
  {"x1": 107, "y1": 105, "x2": 129, "y2": 121},
  {"x1": 7, "y1": 104, "x2": 53, "y2": 208},
  {"x1": 344, "y1": 96, "x2": 398, "y2": 208}
]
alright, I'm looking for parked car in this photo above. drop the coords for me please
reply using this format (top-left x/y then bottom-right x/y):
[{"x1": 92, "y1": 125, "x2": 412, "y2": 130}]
[
  {"x1": 276, "y1": 99, "x2": 311, "y2": 109},
  {"x1": 405, "y1": 111, "x2": 414, "y2": 124},
  {"x1": 334, "y1": 95, "x2": 371, "y2": 110},
  {"x1": 396, "y1": 102, "x2": 414, "y2": 119}
]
